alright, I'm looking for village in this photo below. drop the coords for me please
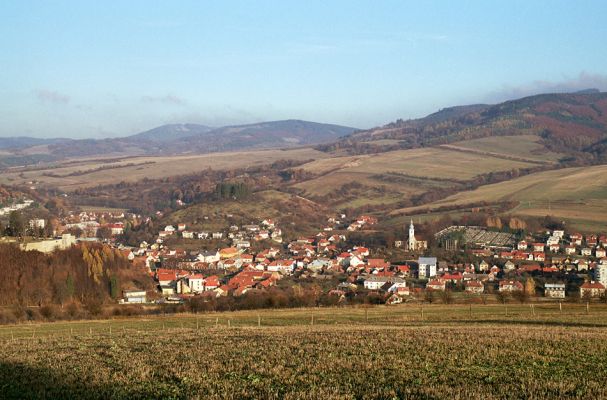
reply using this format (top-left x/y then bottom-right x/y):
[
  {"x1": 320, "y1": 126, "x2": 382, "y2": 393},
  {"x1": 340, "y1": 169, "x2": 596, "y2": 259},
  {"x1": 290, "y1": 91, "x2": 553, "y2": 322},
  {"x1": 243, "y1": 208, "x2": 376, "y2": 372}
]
[
  {"x1": 6, "y1": 203, "x2": 607, "y2": 307},
  {"x1": 95, "y1": 211, "x2": 607, "y2": 306}
]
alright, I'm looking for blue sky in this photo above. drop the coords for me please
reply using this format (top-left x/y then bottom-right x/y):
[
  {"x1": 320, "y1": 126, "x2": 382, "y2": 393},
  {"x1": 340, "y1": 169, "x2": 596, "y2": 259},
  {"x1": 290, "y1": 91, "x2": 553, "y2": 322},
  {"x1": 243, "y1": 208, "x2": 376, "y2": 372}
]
[{"x1": 1, "y1": 0, "x2": 607, "y2": 138}]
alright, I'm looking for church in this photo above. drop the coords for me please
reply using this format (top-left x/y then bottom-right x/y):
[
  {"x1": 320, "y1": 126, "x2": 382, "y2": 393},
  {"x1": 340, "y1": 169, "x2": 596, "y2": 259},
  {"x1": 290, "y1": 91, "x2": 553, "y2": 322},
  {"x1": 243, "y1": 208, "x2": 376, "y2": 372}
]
[{"x1": 406, "y1": 220, "x2": 427, "y2": 251}]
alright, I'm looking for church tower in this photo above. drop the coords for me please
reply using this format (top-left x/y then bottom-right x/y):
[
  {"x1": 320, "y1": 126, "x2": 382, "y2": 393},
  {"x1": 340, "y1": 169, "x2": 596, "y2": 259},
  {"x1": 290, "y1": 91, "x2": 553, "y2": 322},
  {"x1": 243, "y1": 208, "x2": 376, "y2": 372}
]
[{"x1": 408, "y1": 219, "x2": 416, "y2": 250}]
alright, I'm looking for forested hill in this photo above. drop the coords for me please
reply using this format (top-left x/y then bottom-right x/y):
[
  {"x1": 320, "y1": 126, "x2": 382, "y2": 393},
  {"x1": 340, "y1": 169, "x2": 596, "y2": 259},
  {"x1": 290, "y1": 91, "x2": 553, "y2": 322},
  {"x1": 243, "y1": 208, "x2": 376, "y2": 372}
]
[
  {"x1": 317, "y1": 91, "x2": 607, "y2": 163},
  {"x1": 0, "y1": 120, "x2": 357, "y2": 167},
  {"x1": 0, "y1": 243, "x2": 153, "y2": 311}
]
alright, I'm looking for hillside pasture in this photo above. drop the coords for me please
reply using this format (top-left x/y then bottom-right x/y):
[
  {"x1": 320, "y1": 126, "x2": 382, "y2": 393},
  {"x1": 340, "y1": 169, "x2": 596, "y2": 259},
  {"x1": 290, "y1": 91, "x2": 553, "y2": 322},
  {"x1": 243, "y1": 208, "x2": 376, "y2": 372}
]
[
  {"x1": 444, "y1": 134, "x2": 564, "y2": 163},
  {"x1": 392, "y1": 164, "x2": 607, "y2": 231},
  {"x1": 294, "y1": 147, "x2": 535, "y2": 209}
]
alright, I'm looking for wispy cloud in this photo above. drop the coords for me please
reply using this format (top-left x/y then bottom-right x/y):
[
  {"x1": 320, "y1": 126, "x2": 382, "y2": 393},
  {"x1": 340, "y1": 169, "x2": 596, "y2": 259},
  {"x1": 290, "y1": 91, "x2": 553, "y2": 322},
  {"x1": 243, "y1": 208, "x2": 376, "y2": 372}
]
[
  {"x1": 485, "y1": 72, "x2": 607, "y2": 103},
  {"x1": 141, "y1": 94, "x2": 187, "y2": 106},
  {"x1": 35, "y1": 89, "x2": 70, "y2": 104}
]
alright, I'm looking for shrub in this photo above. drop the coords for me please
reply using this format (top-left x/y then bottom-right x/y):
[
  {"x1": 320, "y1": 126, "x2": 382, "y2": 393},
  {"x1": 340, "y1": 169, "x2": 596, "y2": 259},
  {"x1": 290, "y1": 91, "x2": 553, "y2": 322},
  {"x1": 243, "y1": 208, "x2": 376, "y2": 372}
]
[{"x1": 39, "y1": 304, "x2": 58, "y2": 321}]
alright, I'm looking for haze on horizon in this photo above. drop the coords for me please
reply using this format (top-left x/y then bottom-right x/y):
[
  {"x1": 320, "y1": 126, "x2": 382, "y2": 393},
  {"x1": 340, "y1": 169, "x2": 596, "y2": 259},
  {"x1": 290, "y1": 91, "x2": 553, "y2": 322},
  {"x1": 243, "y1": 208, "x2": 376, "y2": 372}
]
[{"x1": 1, "y1": 0, "x2": 607, "y2": 139}]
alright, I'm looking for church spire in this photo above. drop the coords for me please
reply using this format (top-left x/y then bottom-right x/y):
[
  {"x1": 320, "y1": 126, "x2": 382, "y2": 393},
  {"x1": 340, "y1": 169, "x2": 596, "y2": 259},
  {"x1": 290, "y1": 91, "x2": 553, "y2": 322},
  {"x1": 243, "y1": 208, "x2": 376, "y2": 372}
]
[{"x1": 408, "y1": 219, "x2": 416, "y2": 250}]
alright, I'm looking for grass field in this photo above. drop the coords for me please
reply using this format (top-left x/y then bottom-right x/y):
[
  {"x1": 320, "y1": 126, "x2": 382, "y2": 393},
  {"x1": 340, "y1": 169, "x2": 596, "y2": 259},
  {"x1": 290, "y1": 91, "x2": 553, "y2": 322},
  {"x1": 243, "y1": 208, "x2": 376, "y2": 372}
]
[
  {"x1": 393, "y1": 164, "x2": 607, "y2": 231},
  {"x1": 300, "y1": 147, "x2": 534, "y2": 181},
  {"x1": 445, "y1": 134, "x2": 564, "y2": 163},
  {"x1": 293, "y1": 147, "x2": 534, "y2": 209},
  {"x1": 1, "y1": 304, "x2": 607, "y2": 399},
  {"x1": 0, "y1": 147, "x2": 326, "y2": 191}
]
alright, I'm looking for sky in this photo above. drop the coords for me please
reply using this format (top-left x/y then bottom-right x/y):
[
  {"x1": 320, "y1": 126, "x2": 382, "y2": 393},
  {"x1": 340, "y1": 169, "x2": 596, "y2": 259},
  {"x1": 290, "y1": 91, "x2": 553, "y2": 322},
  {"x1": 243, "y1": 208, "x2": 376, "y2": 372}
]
[{"x1": 1, "y1": 0, "x2": 607, "y2": 138}]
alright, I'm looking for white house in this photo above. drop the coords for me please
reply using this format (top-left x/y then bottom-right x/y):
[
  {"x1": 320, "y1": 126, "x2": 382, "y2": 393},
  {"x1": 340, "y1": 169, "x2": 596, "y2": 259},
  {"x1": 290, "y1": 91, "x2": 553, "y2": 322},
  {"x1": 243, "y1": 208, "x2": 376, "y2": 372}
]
[
  {"x1": 121, "y1": 290, "x2": 147, "y2": 304},
  {"x1": 544, "y1": 283, "x2": 566, "y2": 298},
  {"x1": 418, "y1": 257, "x2": 437, "y2": 279},
  {"x1": 198, "y1": 250, "x2": 220, "y2": 263},
  {"x1": 595, "y1": 263, "x2": 607, "y2": 286},
  {"x1": 188, "y1": 275, "x2": 205, "y2": 294}
]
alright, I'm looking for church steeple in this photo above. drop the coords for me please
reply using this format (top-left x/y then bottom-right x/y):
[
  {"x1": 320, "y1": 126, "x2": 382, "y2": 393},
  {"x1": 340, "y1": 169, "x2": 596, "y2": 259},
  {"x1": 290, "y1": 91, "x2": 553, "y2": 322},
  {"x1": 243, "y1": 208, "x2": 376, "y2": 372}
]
[{"x1": 408, "y1": 219, "x2": 416, "y2": 250}]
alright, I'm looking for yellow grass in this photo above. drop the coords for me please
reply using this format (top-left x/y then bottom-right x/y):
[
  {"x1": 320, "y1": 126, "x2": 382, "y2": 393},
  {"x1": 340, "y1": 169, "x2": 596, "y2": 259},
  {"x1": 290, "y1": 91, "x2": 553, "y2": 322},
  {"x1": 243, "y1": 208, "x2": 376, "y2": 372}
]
[
  {"x1": 294, "y1": 147, "x2": 535, "y2": 203},
  {"x1": 446, "y1": 134, "x2": 564, "y2": 162},
  {"x1": 300, "y1": 147, "x2": 534, "y2": 181},
  {"x1": 0, "y1": 148, "x2": 327, "y2": 191},
  {"x1": 393, "y1": 164, "x2": 607, "y2": 230}
]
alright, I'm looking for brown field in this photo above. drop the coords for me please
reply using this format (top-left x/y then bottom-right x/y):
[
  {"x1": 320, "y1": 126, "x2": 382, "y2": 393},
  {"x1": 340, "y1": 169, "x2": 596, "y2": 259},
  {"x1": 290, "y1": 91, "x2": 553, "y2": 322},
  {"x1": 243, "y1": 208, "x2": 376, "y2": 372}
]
[
  {"x1": 293, "y1": 147, "x2": 534, "y2": 210},
  {"x1": 445, "y1": 134, "x2": 564, "y2": 163},
  {"x1": 1, "y1": 305, "x2": 607, "y2": 399},
  {"x1": 300, "y1": 147, "x2": 534, "y2": 181},
  {"x1": 0, "y1": 148, "x2": 327, "y2": 191},
  {"x1": 392, "y1": 164, "x2": 607, "y2": 231}
]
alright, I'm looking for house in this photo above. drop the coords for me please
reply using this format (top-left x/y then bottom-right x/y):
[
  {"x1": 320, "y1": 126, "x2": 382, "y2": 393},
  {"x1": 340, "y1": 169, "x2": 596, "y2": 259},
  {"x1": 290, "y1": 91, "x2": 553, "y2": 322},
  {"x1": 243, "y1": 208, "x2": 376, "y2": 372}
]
[
  {"x1": 577, "y1": 260, "x2": 589, "y2": 271},
  {"x1": 267, "y1": 259, "x2": 295, "y2": 274},
  {"x1": 596, "y1": 248, "x2": 607, "y2": 258},
  {"x1": 440, "y1": 272, "x2": 463, "y2": 284},
  {"x1": 348, "y1": 255, "x2": 365, "y2": 268},
  {"x1": 157, "y1": 271, "x2": 177, "y2": 286},
  {"x1": 212, "y1": 232, "x2": 223, "y2": 239},
  {"x1": 565, "y1": 245, "x2": 577, "y2": 255},
  {"x1": 387, "y1": 281, "x2": 408, "y2": 293},
  {"x1": 544, "y1": 283, "x2": 566, "y2": 298},
  {"x1": 532, "y1": 243, "x2": 545, "y2": 252},
  {"x1": 204, "y1": 275, "x2": 220, "y2": 291},
  {"x1": 181, "y1": 231, "x2": 194, "y2": 239},
  {"x1": 548, "y1": 243, "x2": 560, "y2": 252},
  {"x1": 580, "y1": 281, "x2": 606, "y2": 298},
  {"x1": 504, "y1": 260, "x2": 516, "y2": 271},
  {"x1": 164, "y1": 225, "x2": 176, "y2": 232},
  {"x1": 177, "y1": 223, "x2": 186, "y2": 231},
  {"x1": 499, "y1": 280, "x2": 523, "y2": 292},
  {"x1": 219, "y1": 247, "x2": 239, "y2": 259},
  {"x1": 465, "y1": 280, "x2": 484, "y2": 293},
  {"x1": 478, "y1": 260, "x2": 489, "y2": 272},
  {"x1": 595, "y1": 263, "x2": 607, "y2": 286},
  {"x1": 517, "y1": 241, "x2": 528, "y2": 250},
  {"x1": 233, "y1": 240, "x2": 251, "y2": 249},
  {"x1": 121, "y1": 290, "x2": 147, "y2": 304},
  {"x1": 394, "y1": 264, "x2": 411, "y2": 277},
  {"x1": 353, "y1": 247, "x2": 370, "y2": 257},
  {"x1": 197, "y1": 232, "x2": 209, "y2": 239},
  {"x1": 261, "y1": 219, "x2": 275, "y2": 229},
  {"x1": 198, "y1": 250, "x2": 220, "y2": 263},
  {"x1": 418, "y1": 257, "x2": 437, "y2": 279},
  {"x1": 570, "y1": 234, "x2": 583, "y2": 246},
  {"x1": 586, "y1": 234, "x2": 598, "y2": 246},
  {"x1": 363, "y1": 276, "x2": 404, "y2": 290},
  {"x1": 553, "y1": 230, "x2": 565, "y2": 238},
  {"x1": 386, "y1": 293, "x2": 404, "y2": 304},
  {"x1": 188, "y1": 274, "x2": 205, "y2": 293},
  {"x1": 426, "y1": 280, "x2": 446, "y2": 291},
  {"x1": 581, "y1": 248, "x2": 593, "y2": 257},
  {"x1": 367, "y1": 258, "x2": 390, "y2": 270},
  {"x1": 160, "y1": 285, "x2": 175, "y2": 296}
]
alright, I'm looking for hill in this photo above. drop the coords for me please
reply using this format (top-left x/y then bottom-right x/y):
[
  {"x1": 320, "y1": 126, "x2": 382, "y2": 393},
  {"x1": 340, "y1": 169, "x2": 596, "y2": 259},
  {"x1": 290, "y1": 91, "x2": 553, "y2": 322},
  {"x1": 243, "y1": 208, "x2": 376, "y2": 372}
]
[
  {"x1": 0, "y1": 137, "x2": 70, "y2": 150},
  {"x1": 0, "y1": 120, "x2": 357, "y2": 166},
  {"x1": 392, "y1": 164, "x2": 607, "y2": 231},
  {"x1": 318, "y1": 92, "x2": 607, "y2": 162},
  {"x1": 179, "y1": 119, "x2": 357, "y2": 152},
  {"x1": 126, "y1": 123, "x2": 213, "y2": 143}
]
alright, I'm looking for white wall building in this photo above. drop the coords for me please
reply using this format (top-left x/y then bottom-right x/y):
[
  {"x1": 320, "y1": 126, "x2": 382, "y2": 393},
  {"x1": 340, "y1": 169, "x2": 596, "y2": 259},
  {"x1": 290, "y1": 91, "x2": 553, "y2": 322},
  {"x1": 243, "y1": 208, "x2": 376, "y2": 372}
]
[{"x1": 418, "y1": 257, "x2": 437, "y2": 279}]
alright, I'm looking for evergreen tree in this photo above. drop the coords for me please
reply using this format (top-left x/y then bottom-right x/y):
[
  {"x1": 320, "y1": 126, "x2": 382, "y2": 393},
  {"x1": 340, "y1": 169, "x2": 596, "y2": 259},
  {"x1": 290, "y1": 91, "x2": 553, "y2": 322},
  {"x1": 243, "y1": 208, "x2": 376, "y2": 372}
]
[{"x1": 110, "y1": 275, "x2": 120, "y2": 299}]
